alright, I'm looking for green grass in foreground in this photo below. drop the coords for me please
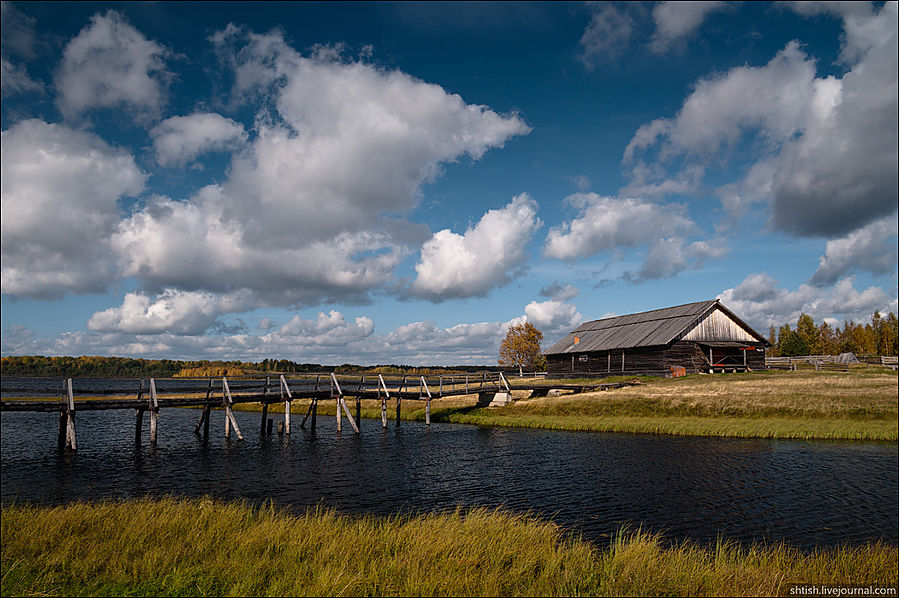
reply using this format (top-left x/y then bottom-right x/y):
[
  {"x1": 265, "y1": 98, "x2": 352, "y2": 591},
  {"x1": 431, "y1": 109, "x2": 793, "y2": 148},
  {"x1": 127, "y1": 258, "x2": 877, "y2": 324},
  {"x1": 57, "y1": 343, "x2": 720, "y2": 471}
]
[{"x1": 2, "y1": 498, "x2": 896, "y2": 597}]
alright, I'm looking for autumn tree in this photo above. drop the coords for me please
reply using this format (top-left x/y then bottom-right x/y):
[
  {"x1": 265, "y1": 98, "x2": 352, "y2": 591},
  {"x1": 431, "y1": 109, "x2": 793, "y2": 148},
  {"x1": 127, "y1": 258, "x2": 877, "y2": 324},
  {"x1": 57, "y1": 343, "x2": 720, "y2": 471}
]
[{"x1": 499, "y1": 322, "x2": 545, "y2": 375}]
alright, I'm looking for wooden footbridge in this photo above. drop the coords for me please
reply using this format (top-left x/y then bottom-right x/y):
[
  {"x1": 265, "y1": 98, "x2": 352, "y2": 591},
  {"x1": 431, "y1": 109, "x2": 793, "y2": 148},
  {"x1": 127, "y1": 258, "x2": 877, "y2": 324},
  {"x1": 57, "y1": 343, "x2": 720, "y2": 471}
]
[{"x1": 0, "y1": 372, "x2": 633, "y2": 450}]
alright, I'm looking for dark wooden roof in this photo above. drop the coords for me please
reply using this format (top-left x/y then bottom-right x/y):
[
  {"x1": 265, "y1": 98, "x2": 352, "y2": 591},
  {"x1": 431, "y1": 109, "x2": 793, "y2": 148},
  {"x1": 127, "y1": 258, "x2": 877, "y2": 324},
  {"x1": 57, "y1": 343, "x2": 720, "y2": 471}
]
[{"x1": 545, "y1": 300, "x2": 766, "y2": 355}]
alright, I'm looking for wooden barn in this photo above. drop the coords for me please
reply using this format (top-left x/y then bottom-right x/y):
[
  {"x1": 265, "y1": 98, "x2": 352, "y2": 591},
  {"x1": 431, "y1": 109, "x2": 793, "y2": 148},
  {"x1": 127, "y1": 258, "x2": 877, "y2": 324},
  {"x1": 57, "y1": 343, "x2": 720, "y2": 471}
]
[{"x1": 545, "y1": 300, "x2": 769, "y2": 378}]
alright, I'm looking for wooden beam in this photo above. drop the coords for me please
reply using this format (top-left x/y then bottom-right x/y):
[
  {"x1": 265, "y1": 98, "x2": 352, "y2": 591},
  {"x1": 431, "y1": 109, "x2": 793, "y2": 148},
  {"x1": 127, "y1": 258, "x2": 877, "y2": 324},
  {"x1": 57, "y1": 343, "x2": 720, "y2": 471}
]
[
  {"x1": 339, "y1": 397, "x2": 360, "y2": 434},
  {"x1": 261, "y1": 376, "x2": 270, "y2": 435},
  {"x1": 421, "y1": 376, "x2": 432, "y2": 426},
  {"x1": 222, "y1": 377, "x2": 243, "y2": 440},
  {"x1": 379, "y1": 374, "x2": 389, "y2": 428},
  {"x1": 148, "y1": 378, "x2": 159, "y2": 445},
  {"x1": 65, "y1": 378, "x2": 76, "y2": 450},
  {"x1": 332, "y1": 373, "x2": 342, "y2": 433},
  {"x1": 280, "y1": 375, "x2": 292, "y2": 435},
  {"x1": 136, "y1": 378, "x2": 146, "y2": 445}
]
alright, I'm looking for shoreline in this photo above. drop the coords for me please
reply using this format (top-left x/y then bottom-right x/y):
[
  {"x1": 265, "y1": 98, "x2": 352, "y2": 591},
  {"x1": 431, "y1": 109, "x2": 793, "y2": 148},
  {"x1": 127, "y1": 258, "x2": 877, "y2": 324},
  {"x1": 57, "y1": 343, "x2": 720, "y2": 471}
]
[{"x1": 231, "y1": 400, "x2": 899, "y2": 441}]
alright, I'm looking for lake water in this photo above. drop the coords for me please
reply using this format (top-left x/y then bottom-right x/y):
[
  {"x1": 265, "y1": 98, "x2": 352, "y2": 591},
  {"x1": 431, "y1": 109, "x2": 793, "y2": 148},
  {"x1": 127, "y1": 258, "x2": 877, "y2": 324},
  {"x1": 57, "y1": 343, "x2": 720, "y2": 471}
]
[{"x1": 2, "y1": 401, "x2": 896, "y2": 550}]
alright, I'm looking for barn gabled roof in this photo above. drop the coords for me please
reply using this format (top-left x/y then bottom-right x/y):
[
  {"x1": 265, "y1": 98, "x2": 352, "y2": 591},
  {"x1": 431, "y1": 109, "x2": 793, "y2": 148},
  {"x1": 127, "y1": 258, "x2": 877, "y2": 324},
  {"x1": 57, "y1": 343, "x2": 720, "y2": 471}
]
[{"x1": 545, "y1": 299, "x2": 767, "y2": 355}]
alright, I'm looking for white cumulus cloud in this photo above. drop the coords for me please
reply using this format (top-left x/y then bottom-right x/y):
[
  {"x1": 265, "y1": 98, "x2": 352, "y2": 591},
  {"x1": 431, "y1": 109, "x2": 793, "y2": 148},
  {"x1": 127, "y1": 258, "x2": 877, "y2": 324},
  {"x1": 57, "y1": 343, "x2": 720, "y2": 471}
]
[
  {"x1": 410, "y1": 194, "x2": 542, "y2": 300},
  {"x1": 544, "y1": 193, "x2": 695, "y2": 260},
  {"x1": 718, "y1": 273, "x2": 897, "y2": 331},
  {"x1": 625, "y1": 2, "x2": 898, "y2": 238},
  {"x1": 524, "y1": 300, "x2": 582, "y2": 337},
  {"x1": 111, "y1": 28, "x2": 529, "y2": 309},
  {"x1": 1, "y1": 119, "x2": 145, "y2": 298},
  {"x1": 650, "y1": 1, "x2": 730, "y2": 53},
  {"x1": 809, "y1": 215, "x2": 899, "y2": 286},
  {"x1": 275, "y1": 311, "x2": 375, "y2": 346},
  {"x1": 150, "y1": 113, "x2": 247, "y2": 166},
  {"x1": 55, "y1": 11, "x2": 169, "y2": 120},
  {"x1": 87, "y1": 289, "x2": 255, "y2": 335}
]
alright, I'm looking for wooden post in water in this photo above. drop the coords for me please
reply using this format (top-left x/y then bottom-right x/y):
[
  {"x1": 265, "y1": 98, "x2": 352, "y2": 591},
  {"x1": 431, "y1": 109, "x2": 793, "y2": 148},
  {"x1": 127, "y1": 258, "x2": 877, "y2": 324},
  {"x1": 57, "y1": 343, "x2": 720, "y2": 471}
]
[
  {"x1": 396, "y1": 375, "x2": 406, "y2": 426},
  {"x1": 222, "y1": 377, "x2": 243, "y2": 440},
  {"x1": 148, "y1": 378, "x2": 159, "y2": 445},
  {"x1": 421, "y1": 376, "x2": 432, "y2": 426},
  {"x1": 261, "y1": 376, "x2": 270, "y2": 435},
  {"x1": 356, "y1": 375, "x2": 363, "y2": 426},
  {"x1": 302, "y1": 398, "x2": 314, "y2": 427},
  {"x1": 65, "y1": 378, "x2": 76, "y2": 450},
  {"x1": 311, "y1": 399, "x2": 317, "y2": 433},
  {"x1": 204, "y1": 378, "x2": 212, "y2": 438},
  {"x1": 57, "y1": 378, "x2": 67, "y2": 449},
  {"x1": 378, "y1": 374, "x2": 389, "y2": 428},
  {"x1": 135, "y1": 379, "x2": 145, "y2": 445},
  {"x1": 332, "y1": 374, "x2": 341, "y2": 433},
  {"x1": 57, "y1": 411, "x2": 67, "y2": 449},
  {"x1": 280, "y1": 375, "x2": 292, "y2": 435}
]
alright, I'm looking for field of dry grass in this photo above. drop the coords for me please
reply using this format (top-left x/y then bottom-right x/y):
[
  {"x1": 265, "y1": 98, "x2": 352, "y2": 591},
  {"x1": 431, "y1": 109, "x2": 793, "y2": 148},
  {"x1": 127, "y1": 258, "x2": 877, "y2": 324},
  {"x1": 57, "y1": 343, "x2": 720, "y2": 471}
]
[{"x1": 506, "y1": 370, "x2": 898, "y2": 419}]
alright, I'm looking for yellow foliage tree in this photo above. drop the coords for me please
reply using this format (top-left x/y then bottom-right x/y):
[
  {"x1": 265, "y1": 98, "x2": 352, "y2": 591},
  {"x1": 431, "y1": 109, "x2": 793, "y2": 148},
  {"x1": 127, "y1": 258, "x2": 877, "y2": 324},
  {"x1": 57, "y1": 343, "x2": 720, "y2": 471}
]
[{"x1": 499, "y1": 322, "x2": 545, "y2": 375}]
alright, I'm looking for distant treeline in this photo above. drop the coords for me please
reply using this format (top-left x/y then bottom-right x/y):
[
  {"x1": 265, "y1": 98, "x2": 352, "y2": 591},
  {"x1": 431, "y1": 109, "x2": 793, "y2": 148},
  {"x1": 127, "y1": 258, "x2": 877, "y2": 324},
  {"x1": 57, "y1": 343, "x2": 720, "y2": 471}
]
[
  {"x1": 0, "y1": 355, "x2": 489, "y2": 378},
  {"x1": 768, "y1": 311, "x2": 898, "y2": 357}
]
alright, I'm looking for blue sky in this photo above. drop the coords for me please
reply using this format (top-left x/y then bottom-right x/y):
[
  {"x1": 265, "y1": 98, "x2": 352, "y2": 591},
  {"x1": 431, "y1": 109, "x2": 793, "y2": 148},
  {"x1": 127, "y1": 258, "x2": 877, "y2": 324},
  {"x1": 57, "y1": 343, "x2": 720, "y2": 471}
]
[{"x1": 2, "y1": 1, "x2": 897, "y2": 365}]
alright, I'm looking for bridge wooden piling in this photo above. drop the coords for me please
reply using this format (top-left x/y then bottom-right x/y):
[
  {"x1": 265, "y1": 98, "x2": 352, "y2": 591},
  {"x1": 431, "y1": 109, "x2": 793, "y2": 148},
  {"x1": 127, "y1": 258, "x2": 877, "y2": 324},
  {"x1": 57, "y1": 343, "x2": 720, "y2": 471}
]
[
  {"x1": 148, "y1": 379, "x2": 159, "y2": 445},
  {"x1": 223, "y1": 378, "x2": 243, "y2": 440},
  {"x1": 280, "y1": 374, "x2": 292, "y2": 435},
  {"x1": 135, "y1": 379, "x2": 145, "y2": 445},
  {"x1": 260, "y1": 376, "x2": 270, "y2": 435},
  {"x1": 58, "y1": 378, "x2": 77, "y2": 450}
]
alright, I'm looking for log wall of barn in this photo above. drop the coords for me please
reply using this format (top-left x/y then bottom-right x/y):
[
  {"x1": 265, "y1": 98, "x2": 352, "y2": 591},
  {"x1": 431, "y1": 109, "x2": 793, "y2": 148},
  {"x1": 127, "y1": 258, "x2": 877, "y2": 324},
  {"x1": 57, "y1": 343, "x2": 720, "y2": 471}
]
[
  {"x1": 547, "y1": 341, "x2": 767, "y2": 377},
  {"x1": 547, "y1": 347, "x2": 670, "y2": 377},
  {"x1": 664, "y1": 341, "x2": 709, "y2": 373}
]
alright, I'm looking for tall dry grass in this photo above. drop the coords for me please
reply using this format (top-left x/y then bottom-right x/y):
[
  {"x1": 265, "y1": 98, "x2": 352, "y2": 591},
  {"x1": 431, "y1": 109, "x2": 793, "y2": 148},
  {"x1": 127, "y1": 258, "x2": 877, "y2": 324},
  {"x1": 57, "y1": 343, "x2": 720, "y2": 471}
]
[
  {"x1": 503, "y1": 370, "x2": 898, "y2": 420},
  {"x1": 2, "y1": 499, "x2": 896, "y2": 597}
]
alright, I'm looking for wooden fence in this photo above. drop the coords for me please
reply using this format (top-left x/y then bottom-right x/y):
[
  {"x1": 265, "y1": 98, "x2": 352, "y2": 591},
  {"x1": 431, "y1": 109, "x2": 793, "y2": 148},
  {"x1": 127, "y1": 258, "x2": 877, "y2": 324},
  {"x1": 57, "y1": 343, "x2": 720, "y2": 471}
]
[{"x1": 765, "y1": 355, "x2": 898, "y2": 372}]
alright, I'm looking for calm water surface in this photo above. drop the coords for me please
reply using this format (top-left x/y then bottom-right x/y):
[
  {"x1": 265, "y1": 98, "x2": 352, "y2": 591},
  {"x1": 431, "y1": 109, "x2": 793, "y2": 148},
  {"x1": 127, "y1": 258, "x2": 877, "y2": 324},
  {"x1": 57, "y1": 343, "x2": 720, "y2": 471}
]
[{"x1": 1, "y1": 404, "x2": 896, "y2": 550}]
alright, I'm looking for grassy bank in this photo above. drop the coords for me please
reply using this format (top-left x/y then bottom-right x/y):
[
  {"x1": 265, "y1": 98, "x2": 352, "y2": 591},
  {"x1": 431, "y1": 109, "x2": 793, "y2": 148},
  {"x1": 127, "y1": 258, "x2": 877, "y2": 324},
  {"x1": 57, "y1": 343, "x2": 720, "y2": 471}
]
[
  {"x1": 2, "y1": 498, "x2": 896, "y2": 597},
  {"x1": 237, "y1": 370, "x2": 898, "y2": 440}
]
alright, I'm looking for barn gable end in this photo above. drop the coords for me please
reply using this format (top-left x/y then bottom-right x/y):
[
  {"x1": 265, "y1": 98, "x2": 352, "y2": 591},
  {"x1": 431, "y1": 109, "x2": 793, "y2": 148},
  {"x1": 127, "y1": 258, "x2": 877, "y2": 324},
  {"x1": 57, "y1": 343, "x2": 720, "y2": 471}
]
[{"x1": 681, "y1": 307, "x2": 762, "y2": 343}]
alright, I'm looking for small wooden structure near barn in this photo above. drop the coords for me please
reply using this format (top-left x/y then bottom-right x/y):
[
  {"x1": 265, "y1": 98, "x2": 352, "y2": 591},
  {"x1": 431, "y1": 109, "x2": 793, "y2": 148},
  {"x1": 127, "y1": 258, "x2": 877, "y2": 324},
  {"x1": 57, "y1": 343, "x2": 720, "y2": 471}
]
[{"x1": 545, "y1": 300, "x2": 769, "y2": 378}]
